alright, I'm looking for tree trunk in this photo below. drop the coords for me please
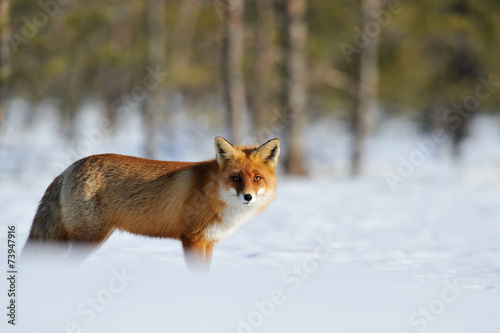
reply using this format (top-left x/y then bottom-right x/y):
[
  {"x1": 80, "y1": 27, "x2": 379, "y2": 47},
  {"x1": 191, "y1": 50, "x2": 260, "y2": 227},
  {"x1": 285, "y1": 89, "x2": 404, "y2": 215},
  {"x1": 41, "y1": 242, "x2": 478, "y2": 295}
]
[
  {"x1": 351, "y1": 0, "x2": 382, "y2": 176},
  {"x1": 221, "y1": 0, "x2": 246, "y2": 144},
  {"x1": 250, "y1": 0, "x2": 276, "y2": 136},
  {"x1": 169, "y1": 0, "x2": 203, "y2": 80},
  {"x1": 145, "y1": 0, "x2": 167, "y2": 159},
  {"x1": 0, "y1": 0, "x2": 10, "y2": 133},
  {"x1": 284, "y1": 0, "x2": 307, "y2": 175}
]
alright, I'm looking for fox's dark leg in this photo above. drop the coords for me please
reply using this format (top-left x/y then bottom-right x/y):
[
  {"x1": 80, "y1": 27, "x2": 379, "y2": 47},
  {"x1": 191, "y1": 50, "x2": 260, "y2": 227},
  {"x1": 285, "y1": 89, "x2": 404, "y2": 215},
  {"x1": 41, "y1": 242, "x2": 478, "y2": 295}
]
[
  {"x1": 21, "y1": 239, "x2": 71, "y2": 263},
  {"x1": 205, "y1": 243, "x2": 214, "y2": 266},
  {"x1": 65, "y1": 242, "x2": 101, "y2": 264},
  {"x1": 182, "y1": 241, "x2": 207, "y2": 266},
  {"x1": 64, "y1": 227, "x2": 116, "y2": 265},
  {"x1": 182, "y1": 238, "x2": 213, "y2": 273}
]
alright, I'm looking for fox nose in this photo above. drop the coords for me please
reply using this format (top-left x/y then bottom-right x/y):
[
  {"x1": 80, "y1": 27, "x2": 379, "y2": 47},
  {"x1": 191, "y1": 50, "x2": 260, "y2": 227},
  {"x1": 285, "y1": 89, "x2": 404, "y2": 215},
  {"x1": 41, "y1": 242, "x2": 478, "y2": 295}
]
[{"x1": 243, "y1": 194, "x2": 253, "y2": 202}]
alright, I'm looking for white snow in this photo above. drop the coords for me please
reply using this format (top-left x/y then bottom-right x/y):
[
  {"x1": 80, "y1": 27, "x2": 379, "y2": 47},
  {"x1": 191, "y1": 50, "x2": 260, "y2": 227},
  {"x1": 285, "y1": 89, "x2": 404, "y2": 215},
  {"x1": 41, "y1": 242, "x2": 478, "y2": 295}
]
[{"x1": 1, "y1": 104, "x2": 500, "y2": 332}]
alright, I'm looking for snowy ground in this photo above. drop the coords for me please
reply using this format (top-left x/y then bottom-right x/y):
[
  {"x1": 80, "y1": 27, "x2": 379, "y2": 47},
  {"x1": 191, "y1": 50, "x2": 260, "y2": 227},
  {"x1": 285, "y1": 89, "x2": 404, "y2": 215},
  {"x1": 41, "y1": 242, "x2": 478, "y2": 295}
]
[{"x1": 1, "y1": 104, "x2": 500, "y2": 332}]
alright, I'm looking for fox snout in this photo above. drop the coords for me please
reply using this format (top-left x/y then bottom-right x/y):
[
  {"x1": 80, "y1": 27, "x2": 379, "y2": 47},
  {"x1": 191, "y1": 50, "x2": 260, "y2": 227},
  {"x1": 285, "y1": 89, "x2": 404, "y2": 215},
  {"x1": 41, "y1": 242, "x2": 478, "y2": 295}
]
[
  {"x1": 222, "y1": 188, "x2": 257, "y2": 205},
  {"x1": 239, "y1": 192, "x2": 256, "y2": 205}
]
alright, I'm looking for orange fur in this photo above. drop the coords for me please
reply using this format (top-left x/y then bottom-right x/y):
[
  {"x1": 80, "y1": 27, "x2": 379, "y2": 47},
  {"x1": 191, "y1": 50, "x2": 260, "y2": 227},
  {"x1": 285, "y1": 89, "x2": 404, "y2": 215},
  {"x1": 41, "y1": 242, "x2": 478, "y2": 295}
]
[{"x1": 23, "y1": 137, "x2": 280, "y2": 270}]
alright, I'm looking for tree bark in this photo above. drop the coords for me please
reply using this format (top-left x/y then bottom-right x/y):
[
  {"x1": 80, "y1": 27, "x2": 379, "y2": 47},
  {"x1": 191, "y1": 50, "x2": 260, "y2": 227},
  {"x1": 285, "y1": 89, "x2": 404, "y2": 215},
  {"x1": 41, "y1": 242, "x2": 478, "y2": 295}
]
[
  {"x1": 221, "y1": 0, "x2": 246, "y2": 144},
  {"x1": 0, "y1": 0, "x2": 10, "y2": 133},
  {"x1": 145, "y1": 0, "x2": 167, "y2": 159},
  {"x1": 250, "y1": 0, "x2": 276, "y2": 136},
  {"x1": 351, "y1": 0, "x2": 382, "y2": 176},
  {"x1": 284, "y1": 0, "x2": 307, "y2": 175},
  {"x1": 169, "y1": 0, "x2": 203, "y2": 80}
]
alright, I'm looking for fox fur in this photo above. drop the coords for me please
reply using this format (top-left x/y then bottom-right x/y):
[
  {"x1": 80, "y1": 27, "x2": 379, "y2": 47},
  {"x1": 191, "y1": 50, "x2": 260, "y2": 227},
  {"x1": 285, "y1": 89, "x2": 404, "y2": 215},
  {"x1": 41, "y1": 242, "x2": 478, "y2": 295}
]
[{"x1": 23, "y1": 137, "x2": 280, "y2": 269}]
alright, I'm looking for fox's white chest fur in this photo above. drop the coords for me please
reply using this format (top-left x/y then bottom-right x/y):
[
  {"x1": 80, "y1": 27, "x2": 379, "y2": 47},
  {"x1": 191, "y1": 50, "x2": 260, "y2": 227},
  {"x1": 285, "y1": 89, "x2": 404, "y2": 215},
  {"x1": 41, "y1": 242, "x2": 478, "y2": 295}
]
[
  {"x1": 203, "y1": 187, "x2": 270, "y2": 242},
  {"x1": 203, "y1": 205, "x2": 258, "y2": 242}
]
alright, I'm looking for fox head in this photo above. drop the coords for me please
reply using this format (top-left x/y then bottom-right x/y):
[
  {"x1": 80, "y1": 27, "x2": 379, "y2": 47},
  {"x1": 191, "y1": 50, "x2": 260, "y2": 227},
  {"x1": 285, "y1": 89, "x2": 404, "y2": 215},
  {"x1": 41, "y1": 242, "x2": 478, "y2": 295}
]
[{"x1": 215, "y1": 136, "x2": 280, "y2": 208}]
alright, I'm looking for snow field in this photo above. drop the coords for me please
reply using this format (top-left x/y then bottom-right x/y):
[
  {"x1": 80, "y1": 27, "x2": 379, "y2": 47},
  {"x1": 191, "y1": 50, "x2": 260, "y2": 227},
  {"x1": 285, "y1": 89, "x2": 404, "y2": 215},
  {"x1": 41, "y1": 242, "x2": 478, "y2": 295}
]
[{"x1": 1, "y1": 105, "x2": 500, "y2": 332}]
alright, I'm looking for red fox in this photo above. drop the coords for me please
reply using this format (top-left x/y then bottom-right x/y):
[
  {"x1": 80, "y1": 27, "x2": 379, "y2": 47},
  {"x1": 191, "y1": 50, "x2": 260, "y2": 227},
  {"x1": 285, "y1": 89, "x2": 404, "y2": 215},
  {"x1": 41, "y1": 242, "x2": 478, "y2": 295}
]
[{"x1": 23, "y1": 137, "x2": 280, "y2": 269}]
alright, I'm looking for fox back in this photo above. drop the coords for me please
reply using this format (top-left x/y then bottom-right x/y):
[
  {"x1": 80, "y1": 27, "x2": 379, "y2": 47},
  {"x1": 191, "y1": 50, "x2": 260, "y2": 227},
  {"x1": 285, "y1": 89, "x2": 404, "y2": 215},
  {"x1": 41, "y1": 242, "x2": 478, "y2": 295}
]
[{"x1": 23, "y1": 137, "x2": 280, "y2": 269}]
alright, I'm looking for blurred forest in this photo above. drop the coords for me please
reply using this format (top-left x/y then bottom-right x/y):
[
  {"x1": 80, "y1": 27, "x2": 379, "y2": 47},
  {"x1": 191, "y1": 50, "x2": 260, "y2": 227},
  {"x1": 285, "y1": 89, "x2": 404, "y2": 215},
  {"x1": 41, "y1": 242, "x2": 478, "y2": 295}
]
[{"x1": 1, "y1": 0, "x2": 500, "y2": 175}]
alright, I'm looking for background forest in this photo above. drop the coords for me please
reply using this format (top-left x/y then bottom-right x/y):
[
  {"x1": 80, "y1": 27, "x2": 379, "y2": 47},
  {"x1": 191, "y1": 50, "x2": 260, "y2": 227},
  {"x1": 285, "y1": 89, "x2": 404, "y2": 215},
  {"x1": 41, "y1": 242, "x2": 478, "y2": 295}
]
[{"x1": 2, "y1": 0, "x2": 500, "y2": 176}]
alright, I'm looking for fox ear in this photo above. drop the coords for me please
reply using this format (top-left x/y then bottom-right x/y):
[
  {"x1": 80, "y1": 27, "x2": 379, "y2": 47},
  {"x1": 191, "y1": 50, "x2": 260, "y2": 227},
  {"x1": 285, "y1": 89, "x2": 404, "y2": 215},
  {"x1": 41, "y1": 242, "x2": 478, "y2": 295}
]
[
  {"x1": 215, "y1": 136, "x2": 237, "y2": 165},
  {"x1": 257, "y1": 138, "x2": 280, "y2": 168}
]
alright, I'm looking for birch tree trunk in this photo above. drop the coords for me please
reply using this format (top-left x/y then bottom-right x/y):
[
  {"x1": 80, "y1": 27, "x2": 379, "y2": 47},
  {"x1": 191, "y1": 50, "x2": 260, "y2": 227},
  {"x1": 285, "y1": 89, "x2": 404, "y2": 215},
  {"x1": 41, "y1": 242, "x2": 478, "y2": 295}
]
[
  {"x1": 351, "y1": 0, "x2": 382, "y2": 175},
  {"x1": 221, "y1": 0, "x2": 246, "y2": 144},
  {"x1": 250, "y1": 0, "x2": 276, "y2": 135},
  {"x1": 284, "y1": 0, "x2": 307, "y2": 175},
  {"x1": 145, "y1": 0, "x2": 167, "y2": 159}
]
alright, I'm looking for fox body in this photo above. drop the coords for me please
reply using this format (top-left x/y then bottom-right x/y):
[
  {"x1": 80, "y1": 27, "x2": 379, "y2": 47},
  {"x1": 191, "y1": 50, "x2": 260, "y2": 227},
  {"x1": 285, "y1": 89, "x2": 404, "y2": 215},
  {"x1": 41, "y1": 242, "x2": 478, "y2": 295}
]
[{"x1": 24, "y1": 137, "x2": 280, "y2": 268}]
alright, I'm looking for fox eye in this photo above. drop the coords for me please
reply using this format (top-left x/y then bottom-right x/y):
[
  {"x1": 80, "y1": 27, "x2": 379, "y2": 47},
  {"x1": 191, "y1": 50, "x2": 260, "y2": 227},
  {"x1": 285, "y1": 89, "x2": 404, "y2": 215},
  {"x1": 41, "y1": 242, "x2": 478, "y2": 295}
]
[
  {"x1": 254, "y1": 176, "x2": 262, "y2": 182},
  {"x1": 232, "y1": 176, "x2": 242, "y2": 182}
]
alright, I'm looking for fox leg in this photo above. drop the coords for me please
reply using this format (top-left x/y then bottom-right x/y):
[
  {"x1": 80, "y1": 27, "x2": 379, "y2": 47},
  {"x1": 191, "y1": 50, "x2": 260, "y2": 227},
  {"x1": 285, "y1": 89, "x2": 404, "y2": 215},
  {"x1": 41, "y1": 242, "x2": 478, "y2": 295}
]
[
  {"x1": 65, "y1": 242, "x2": 101, "y2": 264},
  {"x1": 205, "y1": 243, "x2": 214, "y2": 264},
  {"x1": 182, "y1": 238, "x2": 214, "y2": 272},
  {"x1": 65, "y1": 227, "x2": 116, "y2": 264}
]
